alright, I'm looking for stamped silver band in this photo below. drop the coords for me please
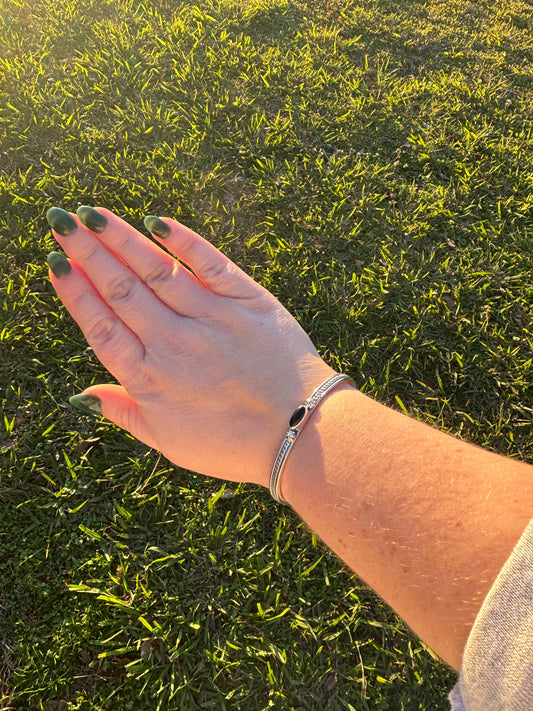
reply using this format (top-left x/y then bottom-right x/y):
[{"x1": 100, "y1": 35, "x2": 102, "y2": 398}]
[{"x1": 269, "y1": 373, "x2": 356, "y2": 504}]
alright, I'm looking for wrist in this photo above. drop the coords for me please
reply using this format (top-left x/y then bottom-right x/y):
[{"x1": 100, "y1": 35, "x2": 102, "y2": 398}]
[
  {"x1": 279, "y1": 381, "x2": 362, "y2": 507},
  {"x1": 269, "y1": 375, "x2": 356, "y2": 504}
]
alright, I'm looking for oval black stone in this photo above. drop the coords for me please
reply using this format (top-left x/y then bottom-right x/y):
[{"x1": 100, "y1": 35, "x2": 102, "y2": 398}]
[{"x1": 289, "y1": 405, "x2": 307, "y2": 428}]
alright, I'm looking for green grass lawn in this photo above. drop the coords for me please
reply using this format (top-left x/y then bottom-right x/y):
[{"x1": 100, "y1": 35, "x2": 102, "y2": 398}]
[{"x1": 1, "y1": 0, "x2": 532, "y2": 708}]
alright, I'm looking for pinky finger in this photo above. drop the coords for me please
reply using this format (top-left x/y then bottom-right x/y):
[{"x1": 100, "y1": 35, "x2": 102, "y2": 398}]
[{"x1": 47, "y1": 251, "x2": 145, "y2": 387}]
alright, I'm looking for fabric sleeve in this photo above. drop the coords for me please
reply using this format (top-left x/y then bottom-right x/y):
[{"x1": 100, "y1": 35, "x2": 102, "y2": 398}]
[{"x1": 448, "y1": 517, "x2": 533, "y2": 711}]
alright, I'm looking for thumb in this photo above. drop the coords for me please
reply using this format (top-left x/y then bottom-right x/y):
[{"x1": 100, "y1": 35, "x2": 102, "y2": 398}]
[{"x1": 69, "y1": 383, "x2": 159, "y2": 449}]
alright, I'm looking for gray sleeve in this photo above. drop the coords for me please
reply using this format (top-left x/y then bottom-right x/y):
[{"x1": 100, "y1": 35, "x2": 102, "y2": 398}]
[{"x1": 448, "y1": 518, "x2": 533, "y2": 711}]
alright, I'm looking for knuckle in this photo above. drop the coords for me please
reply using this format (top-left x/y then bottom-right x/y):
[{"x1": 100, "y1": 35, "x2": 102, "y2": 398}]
[
  {"x1": 116, "y1": 229, "x2": 131, "y2": 252},
  {"x1": 105, "y1": 275, "x2": 138, "y2": 303},
  {"x1": 123, "y1": 403, "x2": 139, "y2": 435},
  {"x1": 180, "y1": 230, "x2": 197, "y2": 255},
  {"x1": 144, "y1": 261, "x2": 174, "y2": 288},
  {"x1": 69, "y1": 289, "x2": 90, "y2": 314},
  {"x1": 88, "y1": 316, "x2": 118, "y2": 347},
  {"x1": 79, "y1": 242, "x2": 100, "y2": 262},
  {"x1": 201, "y1": 258, "x2": 228, "y2": 283}
]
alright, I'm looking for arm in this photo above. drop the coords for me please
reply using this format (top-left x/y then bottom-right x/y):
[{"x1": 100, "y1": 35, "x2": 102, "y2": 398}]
[
  {"x1": 281, "y1": 382, "x2": 533, "y2": 671},
  {"x1": 45, "y1": 205, "x2": 532, "y2": 674}
]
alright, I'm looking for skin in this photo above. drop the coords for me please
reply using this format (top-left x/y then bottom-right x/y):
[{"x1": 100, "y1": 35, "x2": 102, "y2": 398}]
[
  {"x1": 47, "y1": 207, "x2": 337, "y2": 486},
  {"x1": 280, "y1": 384, "x2": 533, "y2": 670},
  {"x1": 47, "y1": 207, "x2": 533, "y2": 673}
]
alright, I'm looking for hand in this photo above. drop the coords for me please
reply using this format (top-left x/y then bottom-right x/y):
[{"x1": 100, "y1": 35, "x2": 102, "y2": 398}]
[{"x1": 46, "y1": 206, "x2": 336, "y2": 488}]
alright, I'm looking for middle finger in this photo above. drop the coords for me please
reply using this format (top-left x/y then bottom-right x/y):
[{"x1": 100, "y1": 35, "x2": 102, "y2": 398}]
[{"x1": 76, "y1": 206, "x2": 219, "y2": 318}]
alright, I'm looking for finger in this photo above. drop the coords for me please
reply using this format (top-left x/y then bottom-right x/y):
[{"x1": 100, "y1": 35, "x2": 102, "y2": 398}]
[
  {"x1": 47, "y1": 251, "x2": 145, "y2": 387},
  {"x1": 47, "y1": 207, "x2": 180, "y2": 344},
  {"x1": 144, "y1": 215, "x2": 259, "y2": 300},
  {"x1": 69, "y1": 383, "x2": 159, "y2": 449},
  {"x1": 76, "y1": 206, "x2": 218, "y2": 318}
]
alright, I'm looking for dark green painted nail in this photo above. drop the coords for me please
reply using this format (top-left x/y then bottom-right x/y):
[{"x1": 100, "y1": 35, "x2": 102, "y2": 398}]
[
  {"x1": 46, "y1": 207, "x2": 77, "y2": 236},
  {"x1": 47, "y1": 251, "x2": 71, "y2": 278},
  {"x1": 77, "y1": 205, "x2": 107, "y2": 233},
  {"x1": 69, "y1": 394, "x2": 102, "y2": 416},
  {"x1": 144, "y1": 215, "x2": 171, "y2": 239}
]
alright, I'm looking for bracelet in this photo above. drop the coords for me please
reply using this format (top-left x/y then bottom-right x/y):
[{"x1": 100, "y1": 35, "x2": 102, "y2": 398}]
[{"x1": 269, "y1": 373, "x2": 357, "y2": 504}]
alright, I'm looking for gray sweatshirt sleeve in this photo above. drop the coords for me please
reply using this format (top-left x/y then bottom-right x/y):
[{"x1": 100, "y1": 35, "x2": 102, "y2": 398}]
[{"x1": 448, "y1": 518, "x2": 533, "y2": 711}]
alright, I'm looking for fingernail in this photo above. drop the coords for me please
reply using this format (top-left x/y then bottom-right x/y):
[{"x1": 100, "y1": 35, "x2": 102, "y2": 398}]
[
  {"x1": 69, "y1": 394, "x2": 102, "y2": 416},
  {"x1": 46, "y1": 207, "x2": 77, "y2": 236},
  {"x1": 47, "y1": 251, "x2": 71, "y2": 278},
  {"x1": 144, "y1": 215, "x2": 171, "y2": 239},
  {"x1": 77, "y1": 206, "x2": 107, "y2": 233}
]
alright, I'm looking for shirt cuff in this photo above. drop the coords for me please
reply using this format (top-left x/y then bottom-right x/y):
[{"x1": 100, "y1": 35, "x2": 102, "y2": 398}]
[{"x1": 448, "y1": 517, "x2": 533, "y2": 711}]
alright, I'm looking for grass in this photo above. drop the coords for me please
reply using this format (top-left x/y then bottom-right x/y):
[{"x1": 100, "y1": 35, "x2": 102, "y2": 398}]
[{"x1": 1, "y1": 0, "x2": 532, "y2": 708}]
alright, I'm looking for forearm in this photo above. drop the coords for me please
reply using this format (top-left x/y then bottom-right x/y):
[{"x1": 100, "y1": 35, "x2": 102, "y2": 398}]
[{"x1": 281, "y1": 384, "x2": 533, "y2": 671}]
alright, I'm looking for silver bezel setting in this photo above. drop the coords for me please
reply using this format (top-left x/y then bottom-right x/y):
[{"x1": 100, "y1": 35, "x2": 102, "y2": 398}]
[{"x1": 269, "y1": 374, "x2": 356, "y2": 504}]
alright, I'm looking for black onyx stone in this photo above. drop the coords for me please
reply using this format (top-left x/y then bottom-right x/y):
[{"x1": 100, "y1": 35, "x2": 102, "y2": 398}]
[{"x1": 289, "y1": 405, "x2": 307, "y2": 428}]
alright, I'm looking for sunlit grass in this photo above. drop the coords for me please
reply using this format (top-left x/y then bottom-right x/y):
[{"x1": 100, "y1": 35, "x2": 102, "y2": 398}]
[{"x1": 1, "y1": 0, "x2": 532, "y2": 708}]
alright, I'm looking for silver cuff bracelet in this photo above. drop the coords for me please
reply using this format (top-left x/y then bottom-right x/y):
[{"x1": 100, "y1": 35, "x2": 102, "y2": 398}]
[{"x1": 269, "y1": 373, "x2": 356, "y2": 504}]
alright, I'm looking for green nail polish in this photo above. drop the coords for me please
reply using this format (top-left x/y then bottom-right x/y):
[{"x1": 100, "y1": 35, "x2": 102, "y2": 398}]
[
  {"x1": 77, "y1": 205, "x2": 107, "y2": 233},
  {"x1": 69, "y1": 394, "x2": 102, "y2": 416},
  {"x1": 47, "y1": 251, "x2": 71, "y2": 278},
  {"x1": 46, "y1": 207, "x2": 77, "y2": 236},
  {"x1": 144, "y1": 215, "x2": 171, "y2": 239}
]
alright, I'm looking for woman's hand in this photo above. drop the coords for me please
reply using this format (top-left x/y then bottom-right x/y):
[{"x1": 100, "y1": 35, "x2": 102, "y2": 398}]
[{"x1": 46, "y1": 206, "x2": 336, "y2": 488}]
